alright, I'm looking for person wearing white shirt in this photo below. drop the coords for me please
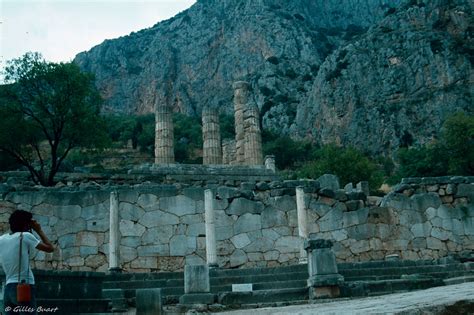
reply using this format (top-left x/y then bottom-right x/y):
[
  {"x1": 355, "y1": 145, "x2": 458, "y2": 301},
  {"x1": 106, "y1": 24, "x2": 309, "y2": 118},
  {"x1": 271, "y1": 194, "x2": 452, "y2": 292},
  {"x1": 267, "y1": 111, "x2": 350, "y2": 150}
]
[{"x1": 0, "y1": 210, "x2": 54, "y2": 315}]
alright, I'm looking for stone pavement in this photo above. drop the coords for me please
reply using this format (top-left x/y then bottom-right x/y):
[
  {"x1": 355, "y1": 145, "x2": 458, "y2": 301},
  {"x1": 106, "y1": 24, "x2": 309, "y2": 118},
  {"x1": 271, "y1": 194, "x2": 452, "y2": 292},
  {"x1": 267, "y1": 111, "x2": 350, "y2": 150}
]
[{"x1": 215, "y1": 282, "x2": 474, "y2": 315}]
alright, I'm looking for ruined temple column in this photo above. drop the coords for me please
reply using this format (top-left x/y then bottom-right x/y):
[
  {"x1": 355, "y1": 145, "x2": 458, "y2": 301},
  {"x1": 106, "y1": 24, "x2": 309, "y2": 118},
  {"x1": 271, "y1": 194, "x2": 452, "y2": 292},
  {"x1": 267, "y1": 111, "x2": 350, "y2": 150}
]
[
  {"x1": 202, "y1": 106, "x2": 222, "y2": 165},
  {"x1": 109, "y1": 191, "x2": 121, "y2": 272},
  {"x1": 233, "y1": 81, "x2": 249, "y2": 165},
  {"x1": 154, "y1": 103, "x2": 174, "y2": 164},
  {"x1": 204, "y1": 189, "x2": 218, "y2": 267},
  {"x1": 296, "y1": 187, "x2": 309, "y2": 263},
  {"x1": 243, "y1": 102, "x2": 263, "y2": 165}
]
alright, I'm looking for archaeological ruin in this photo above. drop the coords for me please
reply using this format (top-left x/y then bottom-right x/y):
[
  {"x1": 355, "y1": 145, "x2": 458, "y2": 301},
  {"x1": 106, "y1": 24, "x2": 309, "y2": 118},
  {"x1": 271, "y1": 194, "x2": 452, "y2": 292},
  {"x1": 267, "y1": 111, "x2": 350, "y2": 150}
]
[{"x1": 0, "y1": 81, "x2": 473, "y2": 314}]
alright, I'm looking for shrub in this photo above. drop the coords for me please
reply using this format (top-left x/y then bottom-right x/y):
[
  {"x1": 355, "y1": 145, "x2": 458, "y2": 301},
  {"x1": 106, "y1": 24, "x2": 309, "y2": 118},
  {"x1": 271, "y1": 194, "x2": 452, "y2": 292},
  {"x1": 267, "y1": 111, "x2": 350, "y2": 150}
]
[{"x1": 297, "y1": 145, "x2": 384, "y2": 192}]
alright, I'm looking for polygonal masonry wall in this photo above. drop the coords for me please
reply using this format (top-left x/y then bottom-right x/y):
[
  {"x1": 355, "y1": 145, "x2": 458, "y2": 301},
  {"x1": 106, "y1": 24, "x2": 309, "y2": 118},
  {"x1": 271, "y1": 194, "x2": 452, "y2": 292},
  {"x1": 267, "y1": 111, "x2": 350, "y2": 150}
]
[{"x1": 0, "y1": 176, "x2": 473, "y2": 272}]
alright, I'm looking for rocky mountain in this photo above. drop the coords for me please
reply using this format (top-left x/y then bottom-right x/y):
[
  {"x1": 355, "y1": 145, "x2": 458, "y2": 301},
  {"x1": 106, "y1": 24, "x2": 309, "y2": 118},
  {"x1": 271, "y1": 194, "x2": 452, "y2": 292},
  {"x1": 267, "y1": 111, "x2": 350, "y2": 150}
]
[{"x1": 74, "y1": 0, "x2": 473, "y2": 156}]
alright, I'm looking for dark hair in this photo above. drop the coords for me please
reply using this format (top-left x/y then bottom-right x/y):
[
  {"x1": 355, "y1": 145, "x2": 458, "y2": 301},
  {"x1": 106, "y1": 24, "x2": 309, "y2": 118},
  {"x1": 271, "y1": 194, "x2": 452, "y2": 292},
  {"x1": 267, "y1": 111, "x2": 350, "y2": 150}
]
[{"x1": 8, "y1": 210, "x2": 33, "y2": 233}]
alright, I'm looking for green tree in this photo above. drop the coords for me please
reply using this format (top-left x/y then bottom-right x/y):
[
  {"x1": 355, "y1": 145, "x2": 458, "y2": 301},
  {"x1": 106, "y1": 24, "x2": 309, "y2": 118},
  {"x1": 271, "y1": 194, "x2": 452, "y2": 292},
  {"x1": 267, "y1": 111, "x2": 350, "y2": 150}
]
[
  {"x1": 443, "y1": 112, "x2": 474, "y2": 175},
  {"x1": 0, "y1": 52, "x2": 108, "y2": 186},
  {"x1": 298, "y1": 145, "x2": 384, "y2": 191},
  {"x1": 262, "y1": 130, "x2": 312, "y2": 169},
  {"x1": 391, "y1": 112, "x2": 474, "y2": 181}
]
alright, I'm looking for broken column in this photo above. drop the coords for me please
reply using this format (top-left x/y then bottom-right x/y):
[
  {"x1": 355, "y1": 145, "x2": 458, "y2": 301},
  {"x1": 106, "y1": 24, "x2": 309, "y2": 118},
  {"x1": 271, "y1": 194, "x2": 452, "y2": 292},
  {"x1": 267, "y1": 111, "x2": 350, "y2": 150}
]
[
  {"x1": 204, "y1": 189, "x2": 218, "y2": 267},
  {"x1": 265, "y1": 155, "x2": 276, "y2": 172},
  {"x1": 109, "y1": 191, "x2": 121, "y2": 272},
  {"x1": 179, "y1": 265, "x2": 215, "y2": 305},
  {"x1": 233, "y1": 81, "x2": 249, "y2": 165},
  {"x1": 296, "y1": 187, "x2": 309, "y2": 263},
  {"x1": 202, "y1": 106, "x2": 222, "y2": 165},
  {"x1": 305, "y1": 238, "x2": 344, "y2": 299},
  {"x1": 243, "y1": 102, "x2": 263, "y2": 165},
  {"x1": 154, "y1": 103, "x2": 174, "y2": 164}
]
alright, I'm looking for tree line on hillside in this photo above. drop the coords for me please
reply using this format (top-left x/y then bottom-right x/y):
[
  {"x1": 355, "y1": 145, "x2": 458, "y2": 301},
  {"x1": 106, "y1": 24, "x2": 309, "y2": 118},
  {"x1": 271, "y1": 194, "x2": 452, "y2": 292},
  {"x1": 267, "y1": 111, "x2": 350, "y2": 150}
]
[{"x1": 1, "y1": 53, "x2": 473, "y2": 188}]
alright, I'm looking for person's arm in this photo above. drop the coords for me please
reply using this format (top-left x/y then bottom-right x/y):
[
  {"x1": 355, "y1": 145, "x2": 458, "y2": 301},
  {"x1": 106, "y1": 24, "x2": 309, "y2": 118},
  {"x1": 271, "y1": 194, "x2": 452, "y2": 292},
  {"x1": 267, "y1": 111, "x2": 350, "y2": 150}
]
[{"x1": 31, "y1": 220, "x2": 54, "y2": 253}]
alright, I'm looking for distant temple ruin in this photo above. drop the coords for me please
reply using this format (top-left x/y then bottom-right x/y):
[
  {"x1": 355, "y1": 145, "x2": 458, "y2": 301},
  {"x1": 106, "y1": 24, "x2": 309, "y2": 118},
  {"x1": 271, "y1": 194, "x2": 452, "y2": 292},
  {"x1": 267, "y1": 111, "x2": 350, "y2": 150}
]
[{"x1": 154, "y1": 81, "x2": 263, "y2": 166}]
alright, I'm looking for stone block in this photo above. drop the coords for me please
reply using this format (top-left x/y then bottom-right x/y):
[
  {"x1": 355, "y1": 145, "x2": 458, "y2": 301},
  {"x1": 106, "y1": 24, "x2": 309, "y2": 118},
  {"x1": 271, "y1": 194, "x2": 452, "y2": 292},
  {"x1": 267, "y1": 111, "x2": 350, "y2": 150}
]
[
  {"x1": 426, "y1": 237, "x2": 446, "y2": 250},
  {"x1": 431, "y1": 227, "x2": 450, "y2": 241},
  {"x1": 275, "y1": 236, "x2": 301, "y2": 253},
  {"x1": 120, "y1": 202, "x2": 145, "y2": 221},
  {"x1": 317, "y1": 174, "x2": 340, "y2": 191},
  {"x1": 187, "y1": 223, "x2": 205, "y2": 236},
  {"x1": 121, "y1": 236, "x2": 141, "y2": 247},
  {"x1": 243, "y1": 237, "x2": 274, "y2": 252},
  {"x1": 131, "y1": 257, "x2": 158, "y2": 269},
  {"x1": 170, "y1": 235, "x2": 196, "y2": 256},
  {"x1": 231, "y1": 233, "x2": 251, "y2": 249},
  {"x1": 264, "y1": 250, "x2": 279, "y2": 261},
  {"x1": 234, "y1": 213, "x2": 261, "y2": 234},
  {"x1": 261, "y1": 207, "x2": 287, "y2": 228},
  {"x1": 232, "y1": 284, "x2": 253, "y2": 292},
  {"x1": 136, "y1": 288, "x2": 162, "y2": 315},
  {"x1": 456, "y1": 184, "x2": 474, "y2": 198},
  {"x1": 411, "y1": 193, "x2": 442, "y2": 211},
  {"x1": 55, "y1": 205, "x2": 82, "y2": 220},
  {"x1": 216, "y1": 225, "x2": 234, "y2": 241},
  {"x1": 81, "y1": 204, "x2": 108, "y2": 220},
  {"x1": 270, "y1": 195, "x2": 296, "y2": 212},
  {"x1": 230, "y1": 249, "x2": 247, "y2": 267},
  {"x1": 308, "y1": 201, "x2": 332, "y2": 218},
  {"x1": 141, "y1": 225, "x2": 173, "y2": 245},
  {"x1": 343, "y1": 208, "x2": 369, "y2": 228},
  {"x1": 137, "y1": 245, "x2": 169, "y2": 256},
  {"x1": 356, "y1": 181, "x2": 369, "y2": 196},
  {"x1": 119, "y1": 220, "x2": 146, "y2": 237},
  {"x1": 160, "y1": 195, "x2": 197, "y2": 216},
  {"x1": 179, "y1": 293, "x2": 215, "y2": 305},
  {"x1": 227, "y1": 198, "x2": 264, "y2": 215},
  {"x1": 120, "y1": 246, "x2": 138, "y2": 263},
  {"x1": 184, "y1": 265, "x2": 210, "y2": 294},
  {"x1": 309, "y1": 286, "x2": 341, "y2": 299},
  {"x1": 138, "y1": 210, "x2": 179, "y2": 228},
  {"x1": 183, "y1": 187, "x2": 205, "y2": 201},
  {"x1": 137, "y1": 194, "x2": 159, "y2": 211},
  {"x1": 58, "y1": 234, "x2": 76, "y2": 249},
  {"x1": 410, "y1": 222, "x2": 432, "y2": 238},
  {"x1": 79, "y1": 246, "x2": 98, "y2": 256}
]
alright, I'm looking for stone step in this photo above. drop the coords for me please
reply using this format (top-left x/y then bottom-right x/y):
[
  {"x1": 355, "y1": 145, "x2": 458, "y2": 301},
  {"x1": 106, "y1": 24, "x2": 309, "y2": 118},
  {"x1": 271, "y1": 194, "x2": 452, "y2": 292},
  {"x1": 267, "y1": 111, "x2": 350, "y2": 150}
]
[
  {"x1": 210, "y1": 271, "x2": 308, "y2": 285},
  {"x1": 37, "y1": 298, "x2": 111, "y2": 314},
  {"x1": 337, "y1": 259, "x2": 450, "y2": 270},
  {"x1": 103, "y1": 278, "x2": 183, "y2": 289},
  {"x1": 104, "y1": 271, "x2": 183, "y2": 282},
  {"x1": 210, "y1": 264, "x2": 307, "y2": 278},
  {"x1": 340, "y1": 264, "x2": 469, "y2": 278},
  {"x1": 217, "y1": 287, "x2": 309, "y2": 306},
  {"x1": 344, "y1": 270, "x2": 474, "y2": 282},
  {"x1": 211, "y1": 279, "x2": 307, "y2": 293},
  {"x1": 341, "y1": 278, "x2": 444, "y2": 297}
]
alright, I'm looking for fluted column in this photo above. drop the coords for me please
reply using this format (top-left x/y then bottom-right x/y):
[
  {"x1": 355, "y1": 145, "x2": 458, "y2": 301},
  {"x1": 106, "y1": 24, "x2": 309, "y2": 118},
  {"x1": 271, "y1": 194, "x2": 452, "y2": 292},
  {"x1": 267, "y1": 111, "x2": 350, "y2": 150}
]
[
  {"x1": 204, "y1": 189, "x2": 218, "y2": 267},
  {"x1": 233, "y1": 81, "x2": 249, "y2": 165},
  {"x1": 243, "y1": 103, "x2": 263, "y2": 165},
  {"x1": 109, "y1": 191, "x2": 121, "y2": 272},
  {"x1": 202, "y1": 106, "x2": 222, "y2": 165},
  {"x1": 296, "y1": 187, "x2": 309, "y2": 263},
  {"x1": 155, "y1": 103, "x2": 174, "y2": 164}
]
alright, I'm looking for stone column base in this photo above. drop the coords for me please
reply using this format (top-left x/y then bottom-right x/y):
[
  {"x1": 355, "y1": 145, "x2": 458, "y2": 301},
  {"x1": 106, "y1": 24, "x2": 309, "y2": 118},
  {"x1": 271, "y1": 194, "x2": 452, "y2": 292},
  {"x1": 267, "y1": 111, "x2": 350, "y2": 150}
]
[
  {"x1": 309, "y1": 286, "x2": 341, "y2": 299},
  {"x1": 108, "y1": 267, "x2": 122, "y2": 274},
  {"x1": 179, "y1": 293, "x2": 216, "y2": 305}
]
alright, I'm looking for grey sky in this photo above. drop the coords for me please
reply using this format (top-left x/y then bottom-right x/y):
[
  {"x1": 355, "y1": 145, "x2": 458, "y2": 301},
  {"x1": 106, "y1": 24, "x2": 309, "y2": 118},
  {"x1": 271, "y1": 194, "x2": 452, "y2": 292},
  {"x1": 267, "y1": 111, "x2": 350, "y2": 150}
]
[{"x1": 0, "y1": 0, "x2": 196, "y2": 71}]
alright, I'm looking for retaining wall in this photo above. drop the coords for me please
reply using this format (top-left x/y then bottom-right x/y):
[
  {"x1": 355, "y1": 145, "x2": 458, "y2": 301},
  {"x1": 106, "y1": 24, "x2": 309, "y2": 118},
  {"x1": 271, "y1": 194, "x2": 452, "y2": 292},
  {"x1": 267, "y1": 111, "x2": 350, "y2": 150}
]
[{"x1": 0, "y1": 176, "x2": 472, "y2": 272}]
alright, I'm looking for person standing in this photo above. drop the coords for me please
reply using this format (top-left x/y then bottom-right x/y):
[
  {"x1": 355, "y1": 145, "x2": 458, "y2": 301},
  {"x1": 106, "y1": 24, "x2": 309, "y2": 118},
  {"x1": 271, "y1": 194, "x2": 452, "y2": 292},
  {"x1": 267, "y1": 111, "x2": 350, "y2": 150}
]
[{"x1": 0, "y1": 210, "x2": 54, "y2": 315}]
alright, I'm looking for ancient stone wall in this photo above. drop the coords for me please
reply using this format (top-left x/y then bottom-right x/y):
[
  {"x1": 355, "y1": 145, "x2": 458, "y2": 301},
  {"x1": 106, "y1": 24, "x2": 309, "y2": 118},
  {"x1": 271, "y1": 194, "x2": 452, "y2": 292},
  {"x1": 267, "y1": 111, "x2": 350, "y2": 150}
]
[
  {"x1": 0, "y1": 176, "x2": 472, "y2": 272},
  {"x1": 308, "y1": 176, "x2": 474, "y2": 261}
]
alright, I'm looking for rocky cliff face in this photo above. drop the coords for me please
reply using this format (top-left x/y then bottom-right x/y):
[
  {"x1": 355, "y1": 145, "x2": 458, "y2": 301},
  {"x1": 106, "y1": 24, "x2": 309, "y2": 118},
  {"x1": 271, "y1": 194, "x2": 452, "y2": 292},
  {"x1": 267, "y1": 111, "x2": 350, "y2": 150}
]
[
  {"x1": 74, "y1": 0, "x2": 472, "y2": 156},
  {"x1": 297, "y1": 0, "x2": 473, "y2": 156}
]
